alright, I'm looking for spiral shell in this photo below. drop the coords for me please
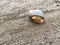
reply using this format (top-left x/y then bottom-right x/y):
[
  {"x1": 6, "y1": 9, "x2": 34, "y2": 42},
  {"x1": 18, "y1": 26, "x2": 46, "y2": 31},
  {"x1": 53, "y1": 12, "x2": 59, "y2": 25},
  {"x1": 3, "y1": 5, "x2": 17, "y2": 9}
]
[{"x1": 29, "y1": 9, "x2": 45, "y2": 24}]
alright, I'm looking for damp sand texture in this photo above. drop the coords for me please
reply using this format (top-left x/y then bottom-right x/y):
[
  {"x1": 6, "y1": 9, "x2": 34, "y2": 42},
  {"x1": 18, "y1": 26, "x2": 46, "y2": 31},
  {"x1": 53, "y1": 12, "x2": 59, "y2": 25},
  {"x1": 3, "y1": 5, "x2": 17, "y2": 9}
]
[{"x1": 0, "y1": 0, "x2": 60, "y2": 45}]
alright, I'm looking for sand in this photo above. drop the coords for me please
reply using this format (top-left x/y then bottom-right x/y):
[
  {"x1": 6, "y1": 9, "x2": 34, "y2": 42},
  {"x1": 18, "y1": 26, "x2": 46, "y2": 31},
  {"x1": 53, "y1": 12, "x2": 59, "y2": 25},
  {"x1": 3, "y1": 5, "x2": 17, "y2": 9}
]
[{"x1": 0, "y1": 0, "x2": 60, "y2": 45}]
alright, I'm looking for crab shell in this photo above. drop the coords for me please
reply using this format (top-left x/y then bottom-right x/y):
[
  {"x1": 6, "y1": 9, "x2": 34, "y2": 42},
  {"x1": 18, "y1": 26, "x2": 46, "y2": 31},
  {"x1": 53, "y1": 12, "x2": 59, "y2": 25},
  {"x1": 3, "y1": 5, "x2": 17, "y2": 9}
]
[{"x1": 29, "y1": 9, "x2": 45, "y2": 24}]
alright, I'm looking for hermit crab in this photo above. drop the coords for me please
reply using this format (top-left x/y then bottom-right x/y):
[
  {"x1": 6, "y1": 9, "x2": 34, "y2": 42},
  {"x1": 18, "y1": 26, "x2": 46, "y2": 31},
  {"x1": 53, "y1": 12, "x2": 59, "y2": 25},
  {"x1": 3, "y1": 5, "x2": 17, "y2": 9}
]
[{"x1": 29, "y1": 9, "x2": 45, "y2": 24}]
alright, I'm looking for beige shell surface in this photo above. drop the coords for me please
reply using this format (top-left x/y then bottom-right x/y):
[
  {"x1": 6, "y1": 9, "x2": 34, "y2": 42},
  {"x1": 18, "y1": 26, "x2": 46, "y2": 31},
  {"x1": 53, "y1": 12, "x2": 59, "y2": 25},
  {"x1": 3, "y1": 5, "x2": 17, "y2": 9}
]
[{"x1": 29, "y1": 9, "x2": 45, "y2": 19}]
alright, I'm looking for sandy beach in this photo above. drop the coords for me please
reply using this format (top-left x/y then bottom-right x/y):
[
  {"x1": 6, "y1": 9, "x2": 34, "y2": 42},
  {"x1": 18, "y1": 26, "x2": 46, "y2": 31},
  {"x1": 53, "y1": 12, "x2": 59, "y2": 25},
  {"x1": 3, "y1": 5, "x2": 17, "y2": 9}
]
[{"x1": 0, "y1": 0, "x2": 60, "y2": 45}]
